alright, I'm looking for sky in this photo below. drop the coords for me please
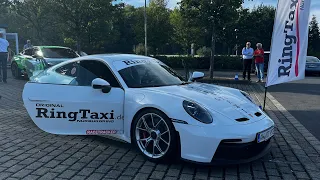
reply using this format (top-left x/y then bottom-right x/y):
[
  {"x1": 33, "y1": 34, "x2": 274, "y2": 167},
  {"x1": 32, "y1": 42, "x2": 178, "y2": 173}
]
[{"x1": 119, "y1": 0, "x2": 320, "y2": 22}]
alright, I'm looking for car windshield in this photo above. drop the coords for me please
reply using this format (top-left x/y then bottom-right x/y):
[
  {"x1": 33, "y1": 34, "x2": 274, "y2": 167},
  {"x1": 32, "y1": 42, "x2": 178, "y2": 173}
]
[
  {"x1": 307, "y1": 57, "x2": 320, "y2": 63},
  {"x1": 118, "y1": 62, "x2": 186, "y2": 88},
  {"x1": 41, "y1": 48, "x2": 79, "y2": 58}
]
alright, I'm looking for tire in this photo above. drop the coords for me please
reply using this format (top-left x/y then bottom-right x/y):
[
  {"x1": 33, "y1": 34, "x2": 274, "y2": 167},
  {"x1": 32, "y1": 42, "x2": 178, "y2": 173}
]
[
  {"x1": 11, "y1": 62, "x2": 21, "y2": 79},
  {"x1": 131, "y1": 109, "x2": 178, "y2": 163}
]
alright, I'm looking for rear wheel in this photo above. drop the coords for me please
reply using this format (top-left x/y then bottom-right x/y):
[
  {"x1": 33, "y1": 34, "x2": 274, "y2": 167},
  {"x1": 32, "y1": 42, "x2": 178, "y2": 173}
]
[
  {"x1": 11, "y1": 62, "x2": 21, "y2": 79},
  {"x1": 132, "y1": 109, "x2": 178, "y2": 163}
]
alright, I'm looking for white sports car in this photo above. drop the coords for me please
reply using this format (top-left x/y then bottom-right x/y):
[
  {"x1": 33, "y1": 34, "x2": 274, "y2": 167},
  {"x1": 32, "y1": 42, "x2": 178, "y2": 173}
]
[{"x1": 22, "y1": 54, "x2": 275, "y2": 165}]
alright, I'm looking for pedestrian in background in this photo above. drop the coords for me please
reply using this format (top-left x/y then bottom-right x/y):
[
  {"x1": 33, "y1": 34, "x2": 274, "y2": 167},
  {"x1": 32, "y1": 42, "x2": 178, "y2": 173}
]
[
  {"x1": 254, "y1": 43, "x2": 265, "y2": 82},
  {"x1": 23, "y1": 40, "x2": 33, "y2": 50},
  {"x1": 241, "y1": 42, "x2": 254, "y2": 81},
  {"x1": 0, "y1": 32, "x2": 9, "y2": 83}
]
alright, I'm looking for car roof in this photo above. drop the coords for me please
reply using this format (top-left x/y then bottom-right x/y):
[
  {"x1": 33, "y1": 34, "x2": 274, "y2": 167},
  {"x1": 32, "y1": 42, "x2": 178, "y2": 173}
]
[
  {"x1": 36, "y1": 46, "x2": 71, "y2": 49},
  {"x1": 76, "y1": 54, "x2": 155, "y2": 63}
]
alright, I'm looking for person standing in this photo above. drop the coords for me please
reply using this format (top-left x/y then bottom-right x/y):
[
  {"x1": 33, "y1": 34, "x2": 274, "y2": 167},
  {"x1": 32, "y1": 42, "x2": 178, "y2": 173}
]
[
  {"x1": 242, "y1": 42, "x2": 254, "y2": 81},
  {"x1": 254, "y1": 43, "x2": 265, "y2": 82},
  {"x1": 23, "y1": 40, "x2": 33, "y2": 50},
  {"x1": 0, "y1": 33, "x2": 9, "y2": 83}
]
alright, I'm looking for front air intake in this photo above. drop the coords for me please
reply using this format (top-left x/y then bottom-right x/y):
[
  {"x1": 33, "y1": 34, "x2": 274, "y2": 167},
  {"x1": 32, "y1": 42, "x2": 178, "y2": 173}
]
[
  {"x1": 255, "y1": 112, "x2": 262, "y2": 117},
  {"x1": 235, "y1": 118, "x2": 249, "y2": 122}
]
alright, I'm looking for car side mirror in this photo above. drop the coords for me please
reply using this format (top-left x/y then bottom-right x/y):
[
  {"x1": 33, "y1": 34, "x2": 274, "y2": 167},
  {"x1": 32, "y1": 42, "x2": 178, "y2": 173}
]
[
  {"x1": 190, "y1": 71, "x2": 205, "y2": 82},
  {"x1": 92, "y1": 78, "x2": 112, "y2": 93}
]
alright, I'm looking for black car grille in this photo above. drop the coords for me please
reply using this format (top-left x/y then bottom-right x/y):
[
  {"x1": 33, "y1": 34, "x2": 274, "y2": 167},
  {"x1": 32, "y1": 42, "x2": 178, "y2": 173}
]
[{"x1": 212, "y1": 139, "x2": 271, "y2": 161}]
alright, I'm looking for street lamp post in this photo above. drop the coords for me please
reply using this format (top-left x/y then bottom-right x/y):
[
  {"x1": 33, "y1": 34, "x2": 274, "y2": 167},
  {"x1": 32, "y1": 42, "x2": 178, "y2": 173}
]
[
  {"x1": 235, "y1": 29, "x2": 239, "y2": 56},
  {"x1": 144, "y1": 0, "x2": 148, "y2": 56}
]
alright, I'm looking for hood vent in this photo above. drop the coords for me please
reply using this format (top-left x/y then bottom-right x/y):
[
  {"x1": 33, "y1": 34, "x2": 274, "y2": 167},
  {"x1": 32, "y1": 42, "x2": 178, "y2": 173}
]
[
  {"x1": 235, "y1": 118, "x2": 249, "y2": 122},
  {"x1": 255, "y1": 112, "x2": 262, "y2": 117}
]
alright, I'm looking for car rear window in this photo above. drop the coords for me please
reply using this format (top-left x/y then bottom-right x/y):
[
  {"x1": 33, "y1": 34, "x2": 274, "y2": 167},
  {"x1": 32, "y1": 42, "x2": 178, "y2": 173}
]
[{"x1": 42, "y1": 48, "x2": 79, "y2": 58}]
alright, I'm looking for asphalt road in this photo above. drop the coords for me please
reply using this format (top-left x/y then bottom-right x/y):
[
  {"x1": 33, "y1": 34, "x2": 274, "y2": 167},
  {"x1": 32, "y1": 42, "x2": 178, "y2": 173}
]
[{"x1": 268, "y1": 75, "x2": 320, "y2": 141}]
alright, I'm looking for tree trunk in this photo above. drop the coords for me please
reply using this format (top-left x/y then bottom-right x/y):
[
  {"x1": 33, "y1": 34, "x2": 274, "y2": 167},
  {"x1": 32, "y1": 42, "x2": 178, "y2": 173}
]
[{"x1": 210, "y1": 25, "x2": 216, "y2": 79}]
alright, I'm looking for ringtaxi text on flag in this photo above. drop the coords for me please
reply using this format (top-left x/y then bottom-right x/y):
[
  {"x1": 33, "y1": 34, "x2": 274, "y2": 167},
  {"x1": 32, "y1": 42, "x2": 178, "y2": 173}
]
[{"x1": 266, "y1": 0, "x2": 311, "y2": 87}]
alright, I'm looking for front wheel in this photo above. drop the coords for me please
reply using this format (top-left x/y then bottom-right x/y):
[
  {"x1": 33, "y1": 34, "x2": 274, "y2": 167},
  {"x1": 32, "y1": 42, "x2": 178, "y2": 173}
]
[{"x1": 132, "y1": 109, "x2": 178, "y2": 163}]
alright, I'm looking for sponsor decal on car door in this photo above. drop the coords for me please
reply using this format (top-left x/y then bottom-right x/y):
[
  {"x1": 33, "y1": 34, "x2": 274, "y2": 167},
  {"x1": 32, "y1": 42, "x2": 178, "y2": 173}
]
[{"x1": 22, "y1": 83, "x2": 124, "y2": 135}]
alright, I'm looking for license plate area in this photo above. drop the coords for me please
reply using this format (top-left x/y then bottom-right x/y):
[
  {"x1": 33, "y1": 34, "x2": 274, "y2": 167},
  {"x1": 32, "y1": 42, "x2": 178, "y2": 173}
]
[{"x1": 257, "y1": 126, "x2": 274, "y2": 143}]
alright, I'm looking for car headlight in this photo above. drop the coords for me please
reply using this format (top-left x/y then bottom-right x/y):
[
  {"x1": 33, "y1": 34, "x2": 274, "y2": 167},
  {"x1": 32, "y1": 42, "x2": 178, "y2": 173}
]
[
  {"x1": 240, "y1": 91, "x2": 260, "y2": 106},
  {"x1": 183, "y1": 100, "x2": 213, "y2": 124}
]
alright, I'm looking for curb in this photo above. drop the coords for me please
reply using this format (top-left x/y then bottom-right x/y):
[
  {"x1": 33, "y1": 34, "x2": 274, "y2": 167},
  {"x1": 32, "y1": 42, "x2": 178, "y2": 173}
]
[{"x1": 257, "y1": 84, "x2": 320, "y2": 154}]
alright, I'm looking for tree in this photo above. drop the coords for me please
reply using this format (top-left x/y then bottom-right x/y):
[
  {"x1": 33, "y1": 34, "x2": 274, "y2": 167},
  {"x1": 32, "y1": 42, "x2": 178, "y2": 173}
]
[
  {"x1": 180, "y1": 0, "x2": 243, "y2": 79},
  {"x1": 238, "y1": 5, "x2": 275, "y2": 51},
  {"x1": 169, "y1": 8, "x2": 202, "y2": 54},
  {"x1": 147, "y1": 0, "x2": 173, "y2": 55},
  {"x1": 308, "y1": 15, "x2": 320, "y2": 56},
  {"x1": 52, "y1": 0, "x2": 115, "y2": 53},
  {"x1": 10, "y1": 0, "x2": 58, "y2": 44}
]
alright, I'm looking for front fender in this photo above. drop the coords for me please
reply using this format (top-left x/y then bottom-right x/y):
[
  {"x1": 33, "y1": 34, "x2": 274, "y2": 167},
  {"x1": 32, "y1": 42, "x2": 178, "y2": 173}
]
[
  {"x1": 122, "y1": 89, "x2": 208, "y2": 143},
  {"x1": 12, "y1": 56, "x2": 25, "y2": 70}
]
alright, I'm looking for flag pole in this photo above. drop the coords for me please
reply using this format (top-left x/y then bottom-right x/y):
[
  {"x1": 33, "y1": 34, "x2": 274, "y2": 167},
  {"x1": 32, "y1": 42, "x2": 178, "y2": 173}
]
[
  {"x1": 263, "y1": 87, "x2": 267, "y2": 111},
  {"x1": 263, "y1": 0, "x2": 280, "y2": 111}
]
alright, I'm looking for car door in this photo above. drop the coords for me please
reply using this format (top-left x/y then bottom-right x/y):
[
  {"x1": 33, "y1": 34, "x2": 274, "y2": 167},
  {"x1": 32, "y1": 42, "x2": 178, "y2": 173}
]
[
  {"x1": 22, "y1": 59, "x2": 125, "y2": 135},
  {"x1": 23, "y1": 47, "x2": 39, "y2": 77}
]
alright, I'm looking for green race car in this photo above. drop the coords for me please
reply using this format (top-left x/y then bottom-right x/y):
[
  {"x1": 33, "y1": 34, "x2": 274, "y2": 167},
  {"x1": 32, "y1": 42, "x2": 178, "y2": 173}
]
[{"x1": 11, "y1": 46, "x2": 82, "y2": 79}]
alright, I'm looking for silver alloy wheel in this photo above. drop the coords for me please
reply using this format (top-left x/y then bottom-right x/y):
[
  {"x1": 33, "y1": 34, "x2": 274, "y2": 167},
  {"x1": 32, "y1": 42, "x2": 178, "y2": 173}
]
[{"x1": 135, "y1": 113, "x2": 171, "y2": 159}]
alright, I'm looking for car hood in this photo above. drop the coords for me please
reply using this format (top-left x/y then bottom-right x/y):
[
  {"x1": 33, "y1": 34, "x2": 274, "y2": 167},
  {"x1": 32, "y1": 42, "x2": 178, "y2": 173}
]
[{"x1": 142, "y1": 83, "x2": 266, "y2": 124}]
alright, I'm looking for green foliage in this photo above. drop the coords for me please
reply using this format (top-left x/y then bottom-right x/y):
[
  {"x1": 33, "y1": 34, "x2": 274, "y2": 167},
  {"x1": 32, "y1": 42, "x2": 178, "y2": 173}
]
[
  {"x1": 308, "y1": 15, "x2": 320, "y2": 57},
  {"x1": 147, "y1": 0, "x2": 173, "y2": 55},
  {"x1": 134, "y1": 43, "x2": 146, "y2": 55},
  {"x1": 154, "y1": 55, "x2": 242, "y2": 70},
  {"x1": 236, "y1": 5, "x2": 276, "y2": 51},
  {"x1": 169, "y1": 8, "x2": 202, "y2": 54},
  {"x1": 1, "y1": 0, "x2": 319, "y2": 64},
  {"x1": 196, "y1": 46, "x2": 211, "y2": 57},
  {"x1": 180, "y1": 0, "x2": 244, "y2": 77}
]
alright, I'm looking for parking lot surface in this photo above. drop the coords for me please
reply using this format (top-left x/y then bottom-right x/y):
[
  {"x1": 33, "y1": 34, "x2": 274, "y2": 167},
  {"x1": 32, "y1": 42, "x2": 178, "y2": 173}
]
[
  {"x1": 0, "y1": 73, "x2": 320, "y2": 180},
  {"x1": 268, "y1": 76, "x2": 320, "y2": 141}
]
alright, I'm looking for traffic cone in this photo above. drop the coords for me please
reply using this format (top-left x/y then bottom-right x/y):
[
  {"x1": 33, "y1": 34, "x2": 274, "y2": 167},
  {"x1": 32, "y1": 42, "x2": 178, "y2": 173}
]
[{"x1": 235, "y1": 74, "x2": 239, "y2": 80}]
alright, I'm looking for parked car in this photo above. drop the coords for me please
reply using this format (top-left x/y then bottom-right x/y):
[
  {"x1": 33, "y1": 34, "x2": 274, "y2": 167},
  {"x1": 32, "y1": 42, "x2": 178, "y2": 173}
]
[
  {"x1": 22, "y1": 54, "x2": 275, "y2": 165},
  {"x1": 11, "y1": 46, "x2": 81, "y2": 79},
  {"x1": 305, "y1": 56, "x2": 320, "y2": 75}
]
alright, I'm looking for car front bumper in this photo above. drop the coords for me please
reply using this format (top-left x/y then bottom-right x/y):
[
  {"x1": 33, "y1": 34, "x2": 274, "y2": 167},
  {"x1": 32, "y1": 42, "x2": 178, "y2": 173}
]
[
  {"x1": 173, "y1": 117, "x2": 274, "y2": 164},
  {"x1": 210, "y1": 138, "x2": 272, "y2": 165}
]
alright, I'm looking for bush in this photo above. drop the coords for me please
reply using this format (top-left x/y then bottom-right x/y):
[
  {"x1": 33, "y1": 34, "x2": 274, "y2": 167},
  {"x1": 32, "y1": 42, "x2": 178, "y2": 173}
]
[
  {"x1": 153, "y1": 55, "x2": 243, "y2": 70},
  {"x1": 134, "y1": 43, "x2": 145, "y2": 55},
  {"x1": 196, "y1": 46, "x2": 211, "y2": 57}
]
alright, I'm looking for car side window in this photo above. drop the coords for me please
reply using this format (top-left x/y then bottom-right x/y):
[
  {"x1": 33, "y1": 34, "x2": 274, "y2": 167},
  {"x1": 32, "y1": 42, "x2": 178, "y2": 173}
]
[
  {"x1": 77, "y1": 60, "x2": 121, "y2": 88},
  {"x1": 53, "y1": 60, "x2": 121, "y2": 88},
  {"x1": 55, "y1": 61, "x2": 79, "y2": 78}
]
